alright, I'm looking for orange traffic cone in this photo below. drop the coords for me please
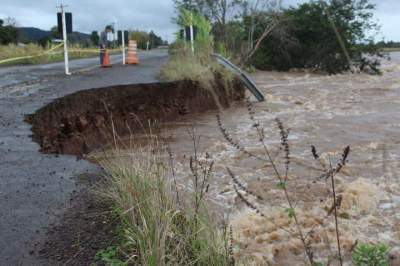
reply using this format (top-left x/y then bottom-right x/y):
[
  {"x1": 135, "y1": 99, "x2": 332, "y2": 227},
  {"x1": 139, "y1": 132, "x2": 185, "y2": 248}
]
[
  {"x1": 102, "y1": 49, "x2": 112, "y2": 68},
  {"x1": 126, "y1": 40, "x2": 139, "y2": 65}
]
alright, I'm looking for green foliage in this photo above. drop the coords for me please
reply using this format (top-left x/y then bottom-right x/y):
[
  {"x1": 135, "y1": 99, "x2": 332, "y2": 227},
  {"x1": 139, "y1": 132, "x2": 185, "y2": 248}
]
[
  {"x1": 176, "y1": 8, "x2": 213, "y2": 50},
  {"x1": 37, "y1": 37, "x2": 52, "y2": 48},
  {"x1": 164, "y1": 8, "x2": 235, "y2": 92},
  {"x1": 352, "y1": 243, "x2": 390, "y2": 266},
  {"x1": 94, "y1": 246, "x2": 128, "y2": 266},
  {"x1": 90, "y1": 31, "x2": 99, "y2": 46},
  {"x1": 276, "y1": 181, "x2": 286, "y2": 190},
  {"x1": 105, "y1": 24, "x2": 114, "y2": 32},
  {"x1": 249, "y1": 0, "x2": 383, "y2": 74},
  {"x1": 99, "y1": 143, "x2": 230, "y2": 265},
  {"x1": 149, "y1": 30, "x2": 163, "y2": 47},
  {"x1": 377, "y1": 40, "x2": 400, "y2": 49},
  {"x1": 129, "y1": 30, "x2": 164, "y2": 49},
  {"x1": 130, "y1": 30, "x2": 149, "y2": 49},
  {"x1": 0, "y1": 43, "x2": 107, "y2": 66},
  {"x1": 284, "y1": 208, "x2": 295, "y2": 219},
  {"x1": 173, "y1": 0, "x2": 208, "y2": 15},
  {"x1": 0, "y1": 19, "x2": 18, "y2": 45},
  {"x1": 219, "y1": 21, "x2": 246, "y2": 55},
  {"x1": 50, "y1": 26, "x2": 61, "y2": 39}
]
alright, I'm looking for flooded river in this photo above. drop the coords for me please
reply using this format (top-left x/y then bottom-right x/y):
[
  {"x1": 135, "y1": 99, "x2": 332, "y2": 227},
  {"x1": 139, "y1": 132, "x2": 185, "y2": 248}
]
[{"x1": 130, "y1": 53, "x2": 400, "y2": 265}]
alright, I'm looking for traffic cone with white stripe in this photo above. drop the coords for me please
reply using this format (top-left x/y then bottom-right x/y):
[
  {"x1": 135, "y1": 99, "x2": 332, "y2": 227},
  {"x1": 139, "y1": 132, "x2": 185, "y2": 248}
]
[{"x1": 126, "y1": 40, "x2": 139, "y2": 65}]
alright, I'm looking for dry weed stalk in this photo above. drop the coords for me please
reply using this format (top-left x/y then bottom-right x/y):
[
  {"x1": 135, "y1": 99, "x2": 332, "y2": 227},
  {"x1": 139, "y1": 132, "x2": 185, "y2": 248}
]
[
  {"x1": 329, "y1": 157, "x2": 343, "y2": 266},
  {"x1": 218, "y1": 99, "x2": 352, "y2": 266},
  {"x1": 187, "y1": 126, "x2": 214, "y2": 224}
]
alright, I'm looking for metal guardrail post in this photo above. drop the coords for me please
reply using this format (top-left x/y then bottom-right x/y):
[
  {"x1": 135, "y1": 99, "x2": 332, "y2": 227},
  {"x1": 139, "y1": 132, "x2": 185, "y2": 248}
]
[{"x1": 211, "y1": 54, "x2": 265, "y2": 102}]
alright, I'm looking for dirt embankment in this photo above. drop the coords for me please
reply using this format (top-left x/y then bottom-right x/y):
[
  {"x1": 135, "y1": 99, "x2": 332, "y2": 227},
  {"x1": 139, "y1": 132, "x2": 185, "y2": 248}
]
[
  {"x1": 26, "y1": 79, "x2": 244, "y2": 155},
  {"x1": 26, "y1": 79, "x2": 244, "y2": 265}
]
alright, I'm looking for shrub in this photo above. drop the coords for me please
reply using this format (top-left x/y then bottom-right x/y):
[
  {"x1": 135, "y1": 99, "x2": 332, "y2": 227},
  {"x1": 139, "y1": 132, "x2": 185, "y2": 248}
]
[
  {"x1": 250, "y1": 0, "x2": 383, "y2": 74},
  {"x1": 353, "y1": 243, "x2": 390, "y2": 266},
  {"x1": 0, "y1": 19, "x2": 18, "y2": 45},
  {"x1": 129, "y1": 30, "x2": 164, "y2": 50},
  {"x1": 162, "y1": 9, "x2": 235, "y2": 102}
]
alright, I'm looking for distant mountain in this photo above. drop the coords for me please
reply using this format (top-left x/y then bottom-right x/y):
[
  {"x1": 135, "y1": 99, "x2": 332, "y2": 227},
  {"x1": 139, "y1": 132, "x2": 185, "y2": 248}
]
[
  {"x1": 18, "y1": 27, "x2": 50, "y2": 42},
  {"x1": 17, "y1": 27, "x2": 91, "y2": 44}
]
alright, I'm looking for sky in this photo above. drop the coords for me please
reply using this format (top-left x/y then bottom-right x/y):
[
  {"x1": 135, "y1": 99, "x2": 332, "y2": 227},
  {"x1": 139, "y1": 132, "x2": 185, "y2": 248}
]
[{"x1": 0, "y1": 0, "x2": 399, "y2": 42}]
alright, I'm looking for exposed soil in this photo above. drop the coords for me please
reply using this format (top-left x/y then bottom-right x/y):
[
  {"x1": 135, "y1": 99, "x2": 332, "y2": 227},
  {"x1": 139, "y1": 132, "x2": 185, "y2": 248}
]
[
  {"x1": 37, "y1": 173, "x2": 118, "y2": 266},
  {"x1": 26, "y1": 78, "x2": 245, "y2": 265},
  {"x1": 26, "y1": 79, "x2": 244, "y2": 156}
]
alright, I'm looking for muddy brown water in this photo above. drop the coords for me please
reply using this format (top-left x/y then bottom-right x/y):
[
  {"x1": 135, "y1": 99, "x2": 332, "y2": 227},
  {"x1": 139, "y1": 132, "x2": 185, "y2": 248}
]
[
  {"x1": 151, "y1": 54, "x2": 400, "y2": 265},
  {"x1": 26, "y1": 52, "x2": 400, "y2": 265}
]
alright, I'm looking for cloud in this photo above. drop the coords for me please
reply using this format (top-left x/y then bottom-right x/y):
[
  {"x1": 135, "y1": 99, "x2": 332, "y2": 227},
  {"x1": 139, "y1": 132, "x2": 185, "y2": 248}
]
[
  {"x1": 1, "y1": 0, "x2": 178, "y2": 41},
  {"x1": 1, "y1": 0, "x2": 399, "y2": 41}
]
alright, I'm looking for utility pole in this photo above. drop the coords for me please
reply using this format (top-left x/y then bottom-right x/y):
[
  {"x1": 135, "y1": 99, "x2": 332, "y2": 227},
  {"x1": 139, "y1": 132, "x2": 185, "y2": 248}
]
[{"x1": 57, "y1": 4, "x2": 71, "y2": 75}]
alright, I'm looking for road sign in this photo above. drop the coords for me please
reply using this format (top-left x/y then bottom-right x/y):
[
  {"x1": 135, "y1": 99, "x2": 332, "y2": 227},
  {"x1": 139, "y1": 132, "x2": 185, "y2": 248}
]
[
  {"x1": 117, "y1": 30, "x2": 129, "y2": 46},
  {"x1": 57, "y1": 12, "x2": 72, "y2": 34},
  {"x1": 185, "y1": 26, "x2": 197, "y2": 41}
]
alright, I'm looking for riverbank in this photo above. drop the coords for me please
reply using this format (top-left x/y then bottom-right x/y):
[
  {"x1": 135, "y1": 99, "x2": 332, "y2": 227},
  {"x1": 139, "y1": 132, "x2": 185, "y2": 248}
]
[{"x1": 14, "y1": 52, "x2": 400, "y2": 265}]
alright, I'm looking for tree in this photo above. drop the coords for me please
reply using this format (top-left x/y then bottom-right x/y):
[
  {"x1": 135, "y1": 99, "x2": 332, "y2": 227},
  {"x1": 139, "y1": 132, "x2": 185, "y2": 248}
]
[
  {"x1": 174, "y1": 0, "x2": 242, "y2": 47},
  {"x1": 38, "y1": 36, "x2": 51, "y2": 48},
  {"x1": 173, "y1": 0, "x2": 280, "y2": 62},
  {"x1": 0, "y1": 17, "x2": 18, "y2": 45},
  {"x1": 239, "y1": 0, "x2": 282, "y2": 64},
  {"x1": 149, "y1": 31, "x2": 163, "y2": 48},
  {"x1": 105, "y1": 25, "x2": 114, "y2": 33},
  {"x1": 251, "y1": 0, "x2": 382, "y2": 73},
  {"x1": 50, "y1": 26, "x2": 61, "y2": 39},
  {"x1": 130, "y1": 30, "x2": 149, "y2": 50},
  {"x1": 90, "y1": 31, "x2": 99, "y2": 46}
]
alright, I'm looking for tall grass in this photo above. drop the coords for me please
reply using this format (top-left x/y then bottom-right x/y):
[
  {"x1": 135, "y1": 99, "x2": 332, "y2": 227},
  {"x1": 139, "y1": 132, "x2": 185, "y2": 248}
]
[
  {"x1": 0, "y1": 43, "x2": 45, "y2": 60},
  {"x1": 0, "y1": 43, "x2": 114, "y2": 65},
  {"x1": 95, "y1": 136, "x2": 231, "y2": 265},
  {"x1": 161, "y1": 9, "x2": 234, "y2": 94}
]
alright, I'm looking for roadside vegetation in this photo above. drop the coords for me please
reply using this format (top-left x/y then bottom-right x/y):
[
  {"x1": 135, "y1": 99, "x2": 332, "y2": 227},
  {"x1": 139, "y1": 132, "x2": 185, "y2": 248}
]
[
  {"x1": 90, "y1": 1, "x2": 397, "y2": 265},
  {"x1": 161, "y1": 9, "x2": 235, "y2": 98},
  {"x1": 0, "y1": 17, "x2": 167, "y2": 66},
  {"x1": 173, "y1": 0, "x2": 388, "y2": 74},
  {"x1": 92, "y1": 135, "x2": 231, "y2": 265},
  {"x1": 129, "y1": 30, "x2": 167, "y2": 50},
  {"x1": 6, "y1": 0, "x2": 396, "y2": 265},
  {"x1": 91, "y1": 106, "x2": 395, "y2": 265},
  {"x1": 0, "y1": 43, "x2": 114, "y2": 65},
  {"x1": 377, "y1": 41, "x2": 400, "y2": 52}
]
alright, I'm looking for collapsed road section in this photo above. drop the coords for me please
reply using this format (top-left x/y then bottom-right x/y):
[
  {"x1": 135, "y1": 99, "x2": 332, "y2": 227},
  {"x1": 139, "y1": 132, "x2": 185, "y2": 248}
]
[{"x1": 26, "y1": 79, "x2": 245, "y2": 156}]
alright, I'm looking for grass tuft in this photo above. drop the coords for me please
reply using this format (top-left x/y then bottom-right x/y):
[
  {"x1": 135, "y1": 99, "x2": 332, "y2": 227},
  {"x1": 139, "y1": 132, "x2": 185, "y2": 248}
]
[{"x1": 96, "y1": 135, "x2": 230, "y2": 265}]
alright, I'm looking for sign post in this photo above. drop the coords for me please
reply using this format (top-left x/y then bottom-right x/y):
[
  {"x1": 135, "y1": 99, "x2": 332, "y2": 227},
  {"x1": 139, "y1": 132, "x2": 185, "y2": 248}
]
[
  {"x1": 122, "y1": 30, "x2": 126, "y2": 65},
  {"x1": 190, "y1": 13, "x2": 194, "y2": 53},
  {"x1": 57, "y1": 4, "x2": 71, "y2": 75}
]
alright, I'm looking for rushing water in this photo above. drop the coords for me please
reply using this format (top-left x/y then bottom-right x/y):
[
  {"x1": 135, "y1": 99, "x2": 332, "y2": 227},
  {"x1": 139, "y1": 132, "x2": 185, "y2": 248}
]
[{"x1": 139, "y1": 53, "x2": 400, "y2": 265}]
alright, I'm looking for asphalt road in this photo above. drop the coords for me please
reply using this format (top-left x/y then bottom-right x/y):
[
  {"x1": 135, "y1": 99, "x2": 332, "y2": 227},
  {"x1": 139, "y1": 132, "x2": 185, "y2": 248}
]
[{"x1": 0, "y1": 49, "x2": 169, "y2": 265}]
